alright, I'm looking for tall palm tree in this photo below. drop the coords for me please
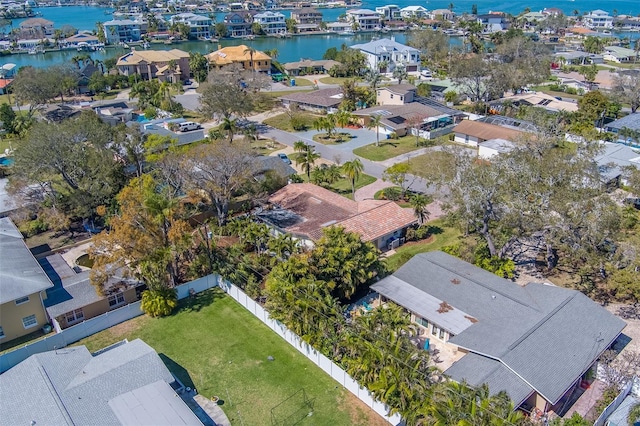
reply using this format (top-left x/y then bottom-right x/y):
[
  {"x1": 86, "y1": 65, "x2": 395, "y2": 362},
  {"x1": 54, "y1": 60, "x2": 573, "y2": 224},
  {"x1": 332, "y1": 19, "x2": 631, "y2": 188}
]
[
  {"x1": 335, "y1": 109, "x2": 352, "y2": 128},
  {"x1": 410, "y1": 194, "x2": 431, "y2": 225},
  {"x1": 294, "y1": 141, "x2": 320, "y2": 180},
  {"x1": 220, "y1": 117, "x2": 237, "y2": 142},
  {"x1": 365, "y1": 69, "x2": 383, "y2": 90},
  {"x1": 342, "y1": 158, "x2": 363, "y2": 198},
  {"x1": 243, "y1": 45, "x2": 257, "y2": 72},
  {"x1": 367, "y1": 114, "x2": 383, "y2": 146},
  {"x1": 392, "y1": 66, "x2": 408, "y2": 84}
]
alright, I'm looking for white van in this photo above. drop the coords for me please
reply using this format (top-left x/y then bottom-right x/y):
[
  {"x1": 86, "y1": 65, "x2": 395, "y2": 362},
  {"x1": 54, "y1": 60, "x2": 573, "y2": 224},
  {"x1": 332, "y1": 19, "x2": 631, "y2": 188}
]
[{"x1": 178, "y1": 121, "x2": 201, "y2": 132}]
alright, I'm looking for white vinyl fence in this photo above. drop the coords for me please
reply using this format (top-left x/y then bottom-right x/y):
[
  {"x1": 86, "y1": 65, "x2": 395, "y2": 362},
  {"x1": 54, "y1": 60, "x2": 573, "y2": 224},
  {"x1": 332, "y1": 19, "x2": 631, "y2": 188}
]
[
  {"x1": 217, "y1": 277, "x2": 403, "y2": 426},
  {"x1": 0, "y1": 275, "x2": 219, "y2": 374}
]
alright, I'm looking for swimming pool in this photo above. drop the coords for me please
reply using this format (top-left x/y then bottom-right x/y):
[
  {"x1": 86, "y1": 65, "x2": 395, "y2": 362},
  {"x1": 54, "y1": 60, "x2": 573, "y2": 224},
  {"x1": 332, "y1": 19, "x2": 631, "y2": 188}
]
[{"x1": 0, "y1": 157, "x2": 14, "y2": 166}]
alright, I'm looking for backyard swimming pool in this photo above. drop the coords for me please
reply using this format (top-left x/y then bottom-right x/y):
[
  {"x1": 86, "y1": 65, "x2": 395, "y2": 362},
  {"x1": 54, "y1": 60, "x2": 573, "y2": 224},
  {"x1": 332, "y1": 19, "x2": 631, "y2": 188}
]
[{"x1": 0, "y1": 157, "x2": 14, "y2": 166}]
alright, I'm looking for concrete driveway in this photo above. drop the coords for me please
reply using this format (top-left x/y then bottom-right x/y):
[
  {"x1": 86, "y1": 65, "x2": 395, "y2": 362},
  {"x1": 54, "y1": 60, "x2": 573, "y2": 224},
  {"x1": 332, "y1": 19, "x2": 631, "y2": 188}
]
[{"x1": 174, "y1": 88, "x2": 202, "y2": 111}]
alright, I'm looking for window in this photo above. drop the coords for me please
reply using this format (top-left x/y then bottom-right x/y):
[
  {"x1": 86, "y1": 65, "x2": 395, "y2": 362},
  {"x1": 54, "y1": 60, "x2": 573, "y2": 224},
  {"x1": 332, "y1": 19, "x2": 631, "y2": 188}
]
[
  {"x1": 22, "y1": 314, "x2": 38, "y2": 329},
  {"x1": 439, "y1": 328, "x2": 445, "y2": 339},
  {"x1": 15, "y1": 296, "x2": 29, "y2": 305},
  {"x1": 416, "y1": 317, "x2": 429, "y2": 328},
  {"x1": 0, "y1": 326, "x2": 4, "y2": 339},
  {"x1": 431, "y1": 325, "x2": 438, "y2": 336},
  {"x1": 390, "y1": 94, "x2": 394, "y2": 99},
  {"x1": 65, "y1": 309, "x2": 84, "y2": 325},
  {"x1": 108, "y1": 292, "x2": 125, "y2": 308}
]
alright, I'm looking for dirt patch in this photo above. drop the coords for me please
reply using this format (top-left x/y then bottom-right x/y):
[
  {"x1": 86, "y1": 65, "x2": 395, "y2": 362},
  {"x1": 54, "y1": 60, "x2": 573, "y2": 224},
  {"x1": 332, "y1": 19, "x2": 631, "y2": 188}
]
[
  {"x1": 338, "y1": 391, "x2": 389, "y2": 426},
  {"x1": 399, "y1": 235, "x2": 435, "y2": 248}
]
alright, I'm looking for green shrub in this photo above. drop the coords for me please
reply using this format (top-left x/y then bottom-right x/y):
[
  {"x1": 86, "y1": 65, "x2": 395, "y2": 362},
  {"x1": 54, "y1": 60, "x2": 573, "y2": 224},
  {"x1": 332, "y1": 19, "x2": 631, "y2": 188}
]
[
  {"x1": 382, "y1": 187, "x2": 402, "y2": 201},
  {"x1": 141, "y1": 288, "x2": 178, "y2": 317},
  {"x1": 565, "y1": 87, "x2": 578, "y2": 95},
  {"x1": 19, "y1": 218, "x2": 49, "y2": 237},
  {"x1": 415, "y1": 226, "x2": 430, "y2": 240},
  {"x1": 144, "y1": 106, "x2": 158, "y2": 119},
  {"x1": 290, "y1": 114, "x2": 307, "y2": 131},
  {"x1": 405, "y1": 226, "x2": 417, "y2": 241}
]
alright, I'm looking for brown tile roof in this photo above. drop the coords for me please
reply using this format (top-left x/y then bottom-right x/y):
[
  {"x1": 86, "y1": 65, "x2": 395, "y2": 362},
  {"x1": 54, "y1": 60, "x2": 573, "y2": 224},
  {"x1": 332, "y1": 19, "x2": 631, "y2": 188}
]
[
  {"x1": 263, "y1": 183, "x2": 416, "y2": 242},
  {"x1": 205, "y1": 44, "x2": 271, "y2": 65},
  {"x1": 453, "y1": 120, "x2": 524, "y2": 142},
  {"x1": 279, "y1": 88, "x2": 343, "y2": 108},
  {"x1": 116, "y1": 49, "x2": 189, "y2": 65}
]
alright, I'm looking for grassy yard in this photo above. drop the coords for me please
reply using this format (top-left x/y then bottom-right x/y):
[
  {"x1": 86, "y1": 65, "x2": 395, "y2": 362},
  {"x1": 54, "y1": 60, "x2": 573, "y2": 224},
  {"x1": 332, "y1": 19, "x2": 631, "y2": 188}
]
[
  {"x1": 318, "y1": 76, "x2": 362, "y2": 85},
  {"x1": 0, "y1": 137, "x2": 14, "y2": 154},
  {"x1": 530, "y1": 85, "x2": 582, "y2": 100},
  {"x1": 263, "y1": 111, "x2": 321, "y2": 132},
  {"x1": 386, "y1": 219, "x2": 462, "y2": 271},
  {"x1": 298, "y1": 171, "x2": 376, "y2": 199},
  {"x1": 74, "y1": 289, "x2": 385, "y2": 426},
  {"x1": 250, "y1": 137, "x2": 286, "y2": 155},
  {"x1": 264, "y1": 89, "x2": 313, "y2": 98},
  {"x1": 353, "y1": 135, "x2": 433, "y2": 161},
  {"x1": 312, "y1": 131, "x2": 353, "y2": 145},
  {"x1": 408, "y1": 150, "x2": 455, "y2": 179},
  {"x1": 290, "y1": 77, "x2": 314, "y2": 87}
]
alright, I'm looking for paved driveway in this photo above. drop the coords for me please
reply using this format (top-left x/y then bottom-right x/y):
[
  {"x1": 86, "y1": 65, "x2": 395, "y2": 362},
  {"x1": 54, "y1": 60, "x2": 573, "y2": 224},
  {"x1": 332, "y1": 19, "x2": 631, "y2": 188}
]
[{"x1": 174, "y1": 88, "x2": 202, "y2": 111}]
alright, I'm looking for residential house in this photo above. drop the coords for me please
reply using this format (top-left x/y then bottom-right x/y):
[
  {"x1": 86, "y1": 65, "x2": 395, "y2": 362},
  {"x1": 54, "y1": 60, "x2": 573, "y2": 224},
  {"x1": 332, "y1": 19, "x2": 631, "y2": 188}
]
[
  {"x1": 376, "y1": 84, "x2": 417, "y2": 105},
  {"x1": 0, "y1": 63, "x2": 16, "y2": 78},
  {"x1": 542, "y1": 7, "x2": 563, "y2": 16},
  {"x1": 103, "y1": 19, "x2": 147, "y2": 44},
  {"x1": 478, "y1": 138, "x2": 515, "y2": 159},
  {"x1": 605, "y1": 113, "x2": 640, "y2": 144},
  {"x1": 116, "y1": 49, "x2": 190, "y2": 83},
  {"x1": 206, "y1": 44, "x2": 271, "y2": 72},
  {"x1": 429, "y1": 8, "x2": 455, "y2": 21},
  {"x1": 0, "y1": 78, "x2": 12, "y2": 95},
  {"x1": 18, "y1": 17, "x2": 54, "y2": 38},
  {"x1": 346, "y1": 9, "x2": 381, "y2": 31},
  {"x1": 603, "y1": 46, "x2": 638, "y2": 63},
  {"x1": 224, "y1": 11, "x2": 255, "y2": 37},
  {"x1": 169, "y1": 13, "x2": 213, "y2": 38},
  {"x1": 291, "y1": 7, "x2": 323, "y2": 32},
  {"x1": 63, "y1": 32, "x2": 101, "y2": 49},
  {"x1": 279, "y1": 87, "x2": 343, "y2": 113},
  {"x1": 76, "y1": 62, "x2": 101, "y2": 94},
  {"x1": 452, "y1": 118, "x2": 527, "y2": 147},
  {"x1": 283, "y1": 59, "x2": 340, "y2": 76},
  {"x1": 351, "y1": 37, "x2": 421, "y2": 72},
  {"x1": 326, "y1": 22, "x2": 352, "y2": 33},
  {"x1": 253, "y1": 156, "x2": 297, "y2": 181},
  {"x1": 370, "y1": 251, "x2": 626, "y2": 414},
  {"x1": 94, "y1": 101, "x2": 135, "y2": 125},
  {"x1": 0, "y1": 217, "x2": 53, "y2": 343},
  {"x1": 584, "y1": 10, "x2": 614, "y2": 29},
  {"x1": 476, "y1": 12, "x2": 510, "y2": 32},
  {"x1": 594, "y1": 142, "x2": 640, "y2": 187},
  {"x1": 400, "y1": 5, "x2": 429, "y2": 19},
  {"x1": 375, "y1": 5, "x2": 401, "y2": 21},
  {"x1": 253, "y1": 11, "x2": 287, "y2": 34},
  {"x1": 0, "y1": 338, "x2": 204, "y2": 425},
  {"x1": 256, "y1": 183, "x2": 417, "y2": 250},
  {"x1": 496, "y1": 92, "x2": 579, "y2": 113},
  {"x1": 40, "y1": 104, "x2": 82, "y2": 123},
  {"x1": 353, "y1": 96, "x2": 464, "y2": 138},
  {"x1": 39, "y1": 253, "x2": 143, "y2": 332}
]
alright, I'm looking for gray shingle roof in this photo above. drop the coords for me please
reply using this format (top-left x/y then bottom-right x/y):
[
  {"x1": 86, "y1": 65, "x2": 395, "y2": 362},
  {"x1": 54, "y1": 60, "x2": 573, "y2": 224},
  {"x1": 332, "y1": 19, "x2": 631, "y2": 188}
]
[
  {"x1": 606, "y1": 113, "x2": 640, "y2": 132},
  {"x1": 0, "y1": 339, "x2": 201, "y2": 426},
  {"x1": 371, "y1": 251, "x2": 626, "y2": 405},
  {"x1": 0, "y1": 217, "x2": 53, "y2": 304},
  {"x1": 351, "y1": 38, "x2": 420, "y2": 55},
  {"x1": 595, "y1": 142, "x2": 640, "y2": 182}
]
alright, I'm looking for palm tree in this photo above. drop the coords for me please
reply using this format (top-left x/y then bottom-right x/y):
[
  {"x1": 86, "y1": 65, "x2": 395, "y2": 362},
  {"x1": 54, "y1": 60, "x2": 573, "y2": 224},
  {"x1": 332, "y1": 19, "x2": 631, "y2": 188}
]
[
  {"x1": 243, "y1": 45, "x2": 257, "y2": 72},
  {"x1": 220, "y1": 117, "x2": 237, "y2": 142},
  {"x1": 410, "y1": 194, "x2": 431, "y2": 225},
  {"x1": 629, "y1": 402, "x2": 640, "y2": 425},
  {"x1": 392, "y1": 66, "x2": 408, "y2": 85},
  {"x1": 264, "y1": 48, "x2": 279, "y2": 59},
  {"x1": 377, "y1": 60, "x2": 389, "y2": 73},
  {"x1": 365, "y1": 69, "x2": 383, "y2": 90},
  {"x1": 335, "y1": 109, "x2": 352, "y2": 128},
  {"x1": 367, "y1": 114, "x2": 383, "y2": 146},
  {"x1": 342, "y1": 159, "x2": 363, "y2": 198},
  {"x1": 294, "y1": 141, "x2": 320, "y2": 180}
]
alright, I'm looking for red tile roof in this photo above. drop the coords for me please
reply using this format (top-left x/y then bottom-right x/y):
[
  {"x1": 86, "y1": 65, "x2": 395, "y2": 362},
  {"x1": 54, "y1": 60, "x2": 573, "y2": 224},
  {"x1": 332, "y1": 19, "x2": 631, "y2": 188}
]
[
  {"x1": 265, "y1": 183, "x2": 416, "y2": 242},
  {"x1": 0, "y1": 79, "x2": 13, "y2": 89}
]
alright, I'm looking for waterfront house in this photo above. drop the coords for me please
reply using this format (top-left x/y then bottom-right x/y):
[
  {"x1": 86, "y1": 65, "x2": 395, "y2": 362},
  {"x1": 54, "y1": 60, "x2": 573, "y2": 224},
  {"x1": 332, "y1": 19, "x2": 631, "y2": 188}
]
[
  {"x1": 77, "y1": 62, "x2": 102, "y2": 94},
  {"x1": 326, "y1": 22, "x2": 352, "y2": 33},
  {"x1": 375, "y1": 5, "x2": 401, "y2": 21},
  {"x1": 0, "y1": 339, "x2": 203, "y2": 425},
  {"x1": 346, "y1": 9, "x2": 381, "y2": 31},
  {"x1": 116, "y1": 49, "x2": 190, "y2": 83},
  {"x1": 291, "y1": 7, "x2": 323, "y2": 25},
  {"x1": 351, "y1": 37, "x2": 421, "y2": 72},
  {"x1": 476, "y1": 12, "x2": 510, "y2": 33},
  {"x1": 603, "y1": 46, "x2": 638, "y2": 63},
  {"x1": 279, "y1": 87, "x2": 343, "y2": 113},
  {"x1": 584, "y1": 10, "x2": 614, "y2": 29},
  {"x1": 256, "y1": 183, "x2": 417, "y2": 250},
  {"x1": 400, "y1": 6, "x2": 428, "y2": 19},
  {"x1": 283, "y1": 59, "x2": 340, "y2": 76},
  {"x1": 18, "y1": 17, "x2": 53, "y2": 38},
  {"x1": 206, "y1": 44, "x2": 271, "y2": 72},
  {"x1": 169, "y1": 13, "x2": 213, "y2": 39},
  {"x1": 224, "y1": 11, "x2": 255, "y2": 37},
  {"x1": 370, "y1": 251, "x2": 626, "y2": 415},
  {"x1": 0, "y1": 217, "x2": 53, "y2": 343},
  {"x1": 103, "y1": 19, "x2": 147, "y2": 44},
  {"x1": 429, "y1": 9, "x2": 455, "y2": 21},
  {"x1": 253, "y1": 11, "x2": 287, "y2": 35},
  {"x1": 63, "y1": 32, "x2": 101, "y2": 49},
  {"x1": 39, "y1": 253, "x2": 142, "y2": 332}
]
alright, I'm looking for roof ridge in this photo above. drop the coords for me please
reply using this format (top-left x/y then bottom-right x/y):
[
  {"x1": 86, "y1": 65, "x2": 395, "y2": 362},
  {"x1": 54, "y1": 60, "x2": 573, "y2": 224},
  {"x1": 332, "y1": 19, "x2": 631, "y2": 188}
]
[
  {"x1": 38, "y1": 362, "x2": 76, "y2": 425},
  {"x1": 421, "y1": 253, "x2": 540, "y2": 311}
]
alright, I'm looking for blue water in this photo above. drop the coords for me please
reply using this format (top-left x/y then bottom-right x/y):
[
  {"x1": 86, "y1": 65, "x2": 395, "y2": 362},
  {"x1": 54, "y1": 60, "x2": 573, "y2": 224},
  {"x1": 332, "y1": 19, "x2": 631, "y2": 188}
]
[{"x1": 1, "y1": 2, "x2": 639, "y2": 68}]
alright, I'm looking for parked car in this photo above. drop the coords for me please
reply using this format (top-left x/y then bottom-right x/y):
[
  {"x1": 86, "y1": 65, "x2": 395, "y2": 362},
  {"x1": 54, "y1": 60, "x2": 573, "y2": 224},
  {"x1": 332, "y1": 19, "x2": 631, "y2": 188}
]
[{"x1": 278, "y1": 153, "x2": 292, "y2": 165}]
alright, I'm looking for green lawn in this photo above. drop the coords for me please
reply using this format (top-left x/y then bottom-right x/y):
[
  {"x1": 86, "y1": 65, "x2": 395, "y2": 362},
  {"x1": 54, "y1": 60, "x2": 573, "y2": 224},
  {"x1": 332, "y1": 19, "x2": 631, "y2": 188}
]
[
  {"x1": 353, "y1": 135, "x2": 432, "y2": 161},
  {"x1": 290, "y1": 77, "x2": 314, "y2": 87},
  {"x1": 312, "y1": 131, "x2": 353, "y2": 145},
  {"x1": 0, "y1": 137, "x2": 14, "y2": 154},
  {"x1": 530, "y1": 85, "x2": 582, "y2": 100},
  {"x1": 386, "y1": 219, "x2": 462, "y2": 271},
  {"x1": 264, "y1": 89, "x2": 313, "y2": 98},
  {"x1": 298, "y1": 172, "x2": 377, "y2": 199},
  {"x1": 250, "y1": 138, "x2": 286, "y2": 155},
  {"x1": 263, "y1": 111, "x2": 321, "y2": 132},
  {"x1": 408, "y1": 150, "x2": 455, "y2": 180},
  {"x1": 74, "y1": 288, "x2": 384, "y2": 426},
  {"x1": 318, "y1": 76, "x2": 362, "y2": 85}
]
